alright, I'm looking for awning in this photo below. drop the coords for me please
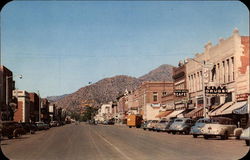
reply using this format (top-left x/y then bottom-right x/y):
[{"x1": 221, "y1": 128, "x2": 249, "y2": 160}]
[
  {"x1": 232, "y1": 102, "x2": 248, "y2": 114},
  {"x1": 184, "y1": 107, "x2": 203, "y2": 118},
  {"x1": 209, "y1": 102, "x2": 234, "y2": 116},
  {"x1": 165, "y1": 109, "x2": 185, "y2": 119},
  {"x1": 155, "y1": 110, "x2": 173, "y2": 118}
]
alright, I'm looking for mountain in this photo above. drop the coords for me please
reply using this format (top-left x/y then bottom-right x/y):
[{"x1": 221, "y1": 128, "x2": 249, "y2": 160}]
[
  {"x1": 47, "y1": 94, "x2": 69, "y2": 102},
  {"x1": 139, "y1": 64, "x2": 173, "y2": 81},
  {"x1": 53, "y1": 64, "x2": 174, "y2": 110}
]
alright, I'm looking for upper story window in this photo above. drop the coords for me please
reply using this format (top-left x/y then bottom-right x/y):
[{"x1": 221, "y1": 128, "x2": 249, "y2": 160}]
[{"x1": 153, "y1": 92, "x2": 158, "y2": 102}]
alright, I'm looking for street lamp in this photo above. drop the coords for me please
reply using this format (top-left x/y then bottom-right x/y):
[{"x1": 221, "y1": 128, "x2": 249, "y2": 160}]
[
  {"x1": 37, "y1": 90, "x2": 41, "y2": 122},
  {"x1": 187, "y1": 59, "x2": 213, "y2": 118}
]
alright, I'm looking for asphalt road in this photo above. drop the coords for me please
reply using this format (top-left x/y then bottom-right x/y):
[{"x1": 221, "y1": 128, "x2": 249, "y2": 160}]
[{"x1": 1, "y1": 123, "x2": 249, "y2": 160}]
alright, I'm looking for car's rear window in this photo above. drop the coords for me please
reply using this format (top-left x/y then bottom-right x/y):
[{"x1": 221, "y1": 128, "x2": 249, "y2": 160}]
[{"x1": 175, "y1": 119, "x2": 183, "y2": 122}]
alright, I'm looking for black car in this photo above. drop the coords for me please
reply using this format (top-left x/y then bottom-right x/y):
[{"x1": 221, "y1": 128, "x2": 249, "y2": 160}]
[
  {"x1": 1, "y1": 121, "x2": 26, "y2": 139},
  {"x1": 20, "y1": 122, "x2": 37, "y2": 134}
]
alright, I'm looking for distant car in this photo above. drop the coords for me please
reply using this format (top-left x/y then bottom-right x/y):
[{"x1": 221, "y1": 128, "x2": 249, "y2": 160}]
[
  {"x1": 20, "y1": 122, "x2": 36, "y2": 134},
  {"x1": 142, "y1": 121, "x2": 151, "y2": 130},
  {"x1": 146, "y1": 120, "x2": 159, "y2": 131},
  {"x1": 1, "y1": 121, "x2": 26, "y2": 139},
  {"x1": 168, "y1": 118, "x2": 195, "y2": 135},
  {"x1": 201, "y1": 117, "x2": 237, "y2": 140},
  {"x1": 35, "y1": 122, "x2": 50, "y2": 130},
  {"x1": 154, "y1": 119, "x2": 170, "y2": 132},
  {"x1": 50, "y1": 121, "x2": 59, "y2": 127},
  {"x1": 240, "y1": 127, "x2": 250, "y2": 146},
  {"x1": 107, "y1": 119, "x2": 115, "y2": 125},
  {"x1": 190, "y1": 118, "x2": 211, "y2": 138}
]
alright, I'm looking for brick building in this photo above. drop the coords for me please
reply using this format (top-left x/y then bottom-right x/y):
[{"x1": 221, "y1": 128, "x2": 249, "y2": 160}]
[
  {"x1": 135, "y1": 81, "x2": 173, "y2": 120},
  {"x1": 185, "y1": 29, "x2": 249, "y2": 122},
  {"x1": 29, "y1": 92, "x2": 40, "y2": 122},
  {"x1": 13, "y1": 90, "x2": 30, "y2": 122},
  {"x1": 0, "y1": 65, "x2": 14, "y2": 121},
  {"x1": 41, "y1": 98, "x2": 50, "y2": 123}
]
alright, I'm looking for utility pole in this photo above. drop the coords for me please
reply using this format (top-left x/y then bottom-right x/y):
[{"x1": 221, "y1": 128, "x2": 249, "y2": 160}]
[{"x1": 189, "y1": 59, "x2": 212, "y2": 118}]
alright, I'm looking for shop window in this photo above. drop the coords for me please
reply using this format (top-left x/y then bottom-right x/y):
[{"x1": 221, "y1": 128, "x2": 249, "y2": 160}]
[
  {"x1": 225, "y1": 92, "x2": 232, "y2": 102},
  {"x1": 210, "y1": 96, "x2": 220, "y2": 106}
]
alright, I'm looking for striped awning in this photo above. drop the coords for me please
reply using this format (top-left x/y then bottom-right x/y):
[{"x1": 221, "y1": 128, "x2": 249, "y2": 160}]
[
  {"x1": 209, "y1": 102, "x2": 234, "y2": 116},
  {"x1": 155, "y1": 110, "x2": 173, "y2": 118},
  {"x1": 185, "y1": 107, "x2": 203, "y2": 118},
  {"x1": 165, "y1": 109, "x2": 185, "y2": 119},
  {"x1": 232, "y1": 102, "x2": 248, "y2": 114}
]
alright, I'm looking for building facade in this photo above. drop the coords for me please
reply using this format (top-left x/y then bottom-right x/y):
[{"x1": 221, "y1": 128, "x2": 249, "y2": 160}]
[
  {"x1": 186, "y1": 29, "x2": 249, "y2": 120},
  {"x1": 29, "y1": 92, "x2": 40, "y2": 122},
  {"x1": 0, "y1": 66, "x2": 14, "y2": 121},
  {"x1": 13, "y1": 90, "x2": 30, "y2": 122}
]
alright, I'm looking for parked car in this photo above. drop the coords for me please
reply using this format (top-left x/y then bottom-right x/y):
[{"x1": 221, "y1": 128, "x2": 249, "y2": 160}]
[
  {"x1": 142, "y1": 120, "x2": 151, "y2": 130},
  {"x1": 201, "y1": 117, "x2": 237, "y2": 140},
  {"x1": 240, "y1": 127, "x2": 250, "y2": 146},
  {"x1": 20, "y1": 122, "x2": 37, "y2": 134},
  {"x1": 154, "y1": 119, "x2": 170, "y2": 132},
  {"x1": 190, "y1": 118, "x2": 211, "y2": 138},
  {"x1": 165, "y1": 119, "x2": 175, "y2": 133},
  {"x1": 234, "y1": 127, "x2": 243, "y2": 139},
  {"x1": 146, "y1": 120, "x2": 159, "y2": 131},
  {"x1": 107, "y1": 118, "x2": 115, "y2": 125},
  {"x1": 35, "y1": 122, "x2": 50, "y2": 130},
  {"x1": 1, "y1": 121, "x2": 26, "y2": 139},
  {"x1": 168, "y1": 118, "x2": 195, "y2": 135},
  {"x1": 50, "y1": 121, "x2": 59, "y2": 127}
]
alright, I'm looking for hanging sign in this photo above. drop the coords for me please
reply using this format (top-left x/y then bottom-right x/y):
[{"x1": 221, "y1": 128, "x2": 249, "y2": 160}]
[
  {"x1": 174, "y1": 89, "x2": 188, "y2": 97},
  {"x1": 205, "y1": 86, "x2": 228, "y2": 95}
]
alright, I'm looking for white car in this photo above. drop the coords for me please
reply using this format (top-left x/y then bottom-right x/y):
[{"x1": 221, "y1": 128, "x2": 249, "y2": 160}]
[
  {"x1": 201, "y1": 117, "x2": 237, "y2": 140},
  {"x1": 240, "y1": 127, "x2": 250, "y2": 146}
]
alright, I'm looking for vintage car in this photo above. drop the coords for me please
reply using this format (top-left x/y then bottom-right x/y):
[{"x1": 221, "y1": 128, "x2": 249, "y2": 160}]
[
  {"x1": 1, "y1": 121, "x2": 26, "y2": 139},
  {"x1": 50, "y1": 121, "x2": 59, "y2": 127},
  {"x1": 35, "y1": 122, "x2": 50, "y2": 130},
  {"x1": 20, "y1": 122, "x2": 37, "y2": 134},
  {"x1": 201, "y1": 117, "x2": 237, "y2": 140},
  {"x1": 165, "y1": 119, "x2": 175, "y2": 133},
  {"x1": 190, "y1": 118, "x2": 211, "y2": 138},
  {"x1": 168, "y1": 118, "x2": 195, "y2": 135},
  {"x1": 146, "y1": 120, "x2": 159, "y2": 131},
  {"x1": 240, "y1": 127, "x2": 250, "y2": 146},
  {"x1": 154, "y1": 119, "x2": 173, "y2": 132},
  {"x1": 142, "y1": 120, "x2": 151, "y2": 130}
]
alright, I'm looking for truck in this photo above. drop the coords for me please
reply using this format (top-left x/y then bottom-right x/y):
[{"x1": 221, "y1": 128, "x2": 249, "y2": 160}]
[{"x1": 127, "y1": 114, "x2": 143, "y2": 128}]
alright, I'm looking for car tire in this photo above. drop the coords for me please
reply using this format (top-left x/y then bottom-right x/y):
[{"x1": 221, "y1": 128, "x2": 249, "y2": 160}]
[
  {"x1": 193, "y1": 135, "x2": 198, "y2": 138},
  {"x1": 245, "y1": 140, "x2": 250, "y2": 146},
  {"x1": 129, "y1": 126, "x2": 132, "y2": 128},
  {"x1": 221, "y1": 132, "x2": 228, "y2": 140},
  {"x1": 204, "y1": 135, "x2": 209, "y2": 139},
  {"x1": 13, "y1": 129, "x2": 20, "y2": 138},
  {"x1": 8, "y1": 135, "x2": 13, "y2": 139},
  {"x1": 172, "y1": 132, "x2": 176, "y2": 135},
  {"x1": 143, "y1": 128, "x2": 146, "y2": 130}
]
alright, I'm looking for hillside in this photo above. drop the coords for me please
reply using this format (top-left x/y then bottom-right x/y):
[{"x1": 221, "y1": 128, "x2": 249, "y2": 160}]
[{"x1": 53, "y1": 64, "x2": 174, "y2": 110}]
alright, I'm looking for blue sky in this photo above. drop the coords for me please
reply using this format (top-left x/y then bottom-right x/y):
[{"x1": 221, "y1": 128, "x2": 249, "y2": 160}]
[{"x1": 1, "y1": 1, "x2": 249, "y2": 97}]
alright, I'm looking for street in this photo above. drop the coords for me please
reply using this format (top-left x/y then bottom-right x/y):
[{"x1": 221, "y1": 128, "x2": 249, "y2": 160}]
[{"x1": 1, "y1": 123, "x2": 249, "y2": 160}]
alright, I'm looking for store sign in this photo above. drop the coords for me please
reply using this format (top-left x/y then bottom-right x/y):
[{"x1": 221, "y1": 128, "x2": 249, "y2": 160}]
[
  {"x1": 205, "y1": 86, "x2": 228, "y2": 95},
  {"x1": 174, "y1": 89, "x2": 188, "y2": 97},
  {"x1": 236, "y1": 93, "x2": 248, "y2": 101},
  {"x1": 151, "y1": 103, "x2": 160, "y2": 107}
]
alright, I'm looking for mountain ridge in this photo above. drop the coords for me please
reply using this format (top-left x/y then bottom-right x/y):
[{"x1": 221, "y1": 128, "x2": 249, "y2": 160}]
[{"x1": 50, "y1": 64, "x2": 174, "y2": 110}]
